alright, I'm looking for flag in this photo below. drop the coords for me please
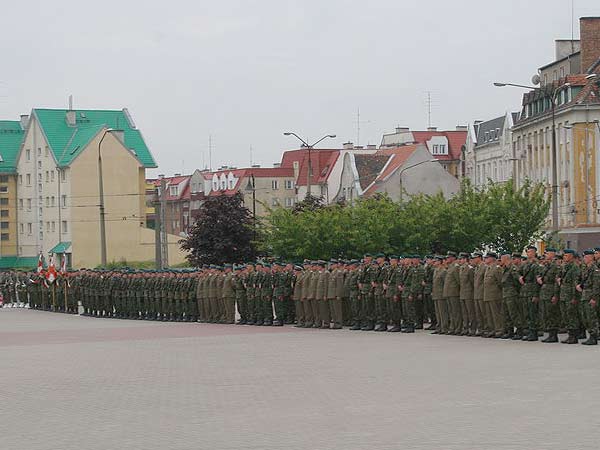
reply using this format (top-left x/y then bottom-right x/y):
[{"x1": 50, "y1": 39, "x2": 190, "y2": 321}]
[
  {"x1": 46, "y1": 254, "x2": 57, "y2": 284},
  {"x1": 60, "y1": 254, "x2": 67, "y2": 275},
  {"x1": 37, "y1": 252, "x2": 43, "y2": 273}
]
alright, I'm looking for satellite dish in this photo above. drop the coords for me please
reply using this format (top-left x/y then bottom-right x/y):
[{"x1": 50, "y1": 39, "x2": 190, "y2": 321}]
[{"x1": 531, "y1": 74, "x2": 541, "y2": 85}]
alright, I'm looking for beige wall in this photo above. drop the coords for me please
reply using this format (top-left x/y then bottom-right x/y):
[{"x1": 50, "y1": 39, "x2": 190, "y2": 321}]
[
  {"x1": 240, "y1": 175, "x2": 297, "y2": 216},
  {"x1": 0, "y1": 175, "x2": 18, "y2": 257},
  {"x1": 70, "y1": 131, "x2": 185, "y2": 267}
]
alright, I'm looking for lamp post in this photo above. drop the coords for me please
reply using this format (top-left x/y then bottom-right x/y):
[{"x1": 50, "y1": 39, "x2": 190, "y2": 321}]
[
  {"x1": 98, "y1": 128, "x2": 114, "y2": 267},
  {"x1": 283, "y1": 132, "x2": 336, "y2": 197},
  {"x1": 493, "y1": 81, "x2": 569, "y2": 232},
  {"x1": 398, "y1": 159, "x2": 437, "y2": 203},
  {"x1": 244, "y1": 174, "x2": 257, "y2": 240}
]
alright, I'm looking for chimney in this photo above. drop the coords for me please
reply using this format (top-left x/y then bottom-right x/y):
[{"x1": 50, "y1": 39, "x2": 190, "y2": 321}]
[
  {"x1": 273, "y1": 163, "x2": 281, "y2": 168},
  {"x1": 455, "y1": 125, "x2": 468, "y2": 131},
  {"x1": 343, "y1": 142, "x2": 354, "y2": 149},
  {"x1": 555, "y1": 39, "x2": 581, "y2": 60},
  {"x1": 19, "y1": 114, "x2": 29, "y2": 130},
  {"x1": 580, "y1": 17, "x2": 600, "y2": 73},
  {"x1": 367, "y1": 144, "x2": 377, "y2": 149},
  {"x1": 251, "y1": 164, "x2": 261, "y2": 168},
  {"x1": 66, "y1": 110, "x2": 76, "y2": 126},
  {"x1": 427, "y1": 127, "x2": 437, "y2": 131},
  {"x1": 174, "y1": 173, "x2": 181, "y2": 177},
  {"x1": 395, "y1": 126, "x2": 409, "y2": 133},
  {"x1": 158, "y1": 174, "x2": 165, "y2": 179}
]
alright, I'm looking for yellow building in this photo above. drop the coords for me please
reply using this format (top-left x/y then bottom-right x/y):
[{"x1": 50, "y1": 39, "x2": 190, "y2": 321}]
[{"x1": 16, "y1": 108, "x2": 185, "y2": 268}]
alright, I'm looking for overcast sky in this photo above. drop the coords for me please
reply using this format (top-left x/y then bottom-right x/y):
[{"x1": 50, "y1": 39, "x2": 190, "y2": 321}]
[{"x1": 1, "y1": 0, "x2": 598, "y2": 176}]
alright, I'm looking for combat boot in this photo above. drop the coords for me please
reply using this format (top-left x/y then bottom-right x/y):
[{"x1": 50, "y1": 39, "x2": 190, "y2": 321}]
[
  {"x1": 361, "y1": 322, "x2": 374, "y2": 331},
  {"x1": 332, "y1": 323, "x2": 343, "y2": 330},
  {"x1": 511, "y1": 330, "x2": 523, "y2": 340},
  {"x1": 272, "y1": 319, "x2": 282, "y2": 326},
  {"x1": 349, "y1": 322, "x2": 361, "y2": 331},
  {"x1": 402, "y1": 326, "x2": 415, "y2": 333},
  {"x1": 500, "y1": 329, "x2": 514, "y2": 339},
  {"x1": 561, "y1": 331, "x2": 578, "y2": 344},
  {"x1": 387, "y1": 325, "x2": 401, "y2": 332},
  {"x1": 577, "y1": 329, "x2": 587, "y2": 340},
  {"x1": 374, "y1": 323, "x2": 386, "y2": 332},
  {"x1": 542, "y1": 330, "x2": 559, "y2": 343},
  {"x1": 581, "y1": 334, "x2": 598, "y2": 345},
  {"x1": 263, "y1": 319, "x2": 273, "y2": 326},
  {"x1": 524, "y1": 330, "x2": 538, "y2": 341}
]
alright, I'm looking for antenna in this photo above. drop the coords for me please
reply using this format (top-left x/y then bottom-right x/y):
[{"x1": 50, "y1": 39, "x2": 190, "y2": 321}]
[
  {"x1": 355, "y1": 108, "x2": 371, "y2": 146},
  {"x1": 425, "y1": 91, "x2": 433, "y2": 128},
  {"x1": 68, "y1": 95, "x2": 73, "y2": 110},
  {"x1": 250, "y1": 145, "x2": 253, "y2": 166},
  {"x1": 208, "y1": 135, "x2": 213, "y2": 171}
]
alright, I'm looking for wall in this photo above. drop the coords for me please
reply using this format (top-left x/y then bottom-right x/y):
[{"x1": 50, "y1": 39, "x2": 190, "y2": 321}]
[
  {"x1": 240, "y1": 175, "x2": 297, "y2": 216},
  {"x1": 0, "y1": 174, "x2": 18, "y2": 257}
]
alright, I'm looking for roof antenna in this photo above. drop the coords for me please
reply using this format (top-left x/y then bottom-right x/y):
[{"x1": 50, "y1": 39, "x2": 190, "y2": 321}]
[{"x1": 68, "y1": 95, "x2": 73, "y2": 111}]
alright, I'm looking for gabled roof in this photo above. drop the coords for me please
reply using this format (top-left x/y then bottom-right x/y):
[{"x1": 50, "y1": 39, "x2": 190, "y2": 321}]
[
  {"x1": 32, "y1": 108, "x2": 156, "y2": 168},
  {"x1": 474, "y1": 115, "x2": 506, "y2": 146},
  {"x1": 380, "y1": 129, "x2": 466, "y2": 161},
  {"x1": 205, "y1": 166, "x2": 295, "y2": 196},
  {"x1": 0, "y1": 120, "x2": 25, "y2": 173},
  {"x1": 280, "y1": 148, "x2": 340, "y2": 186},
  {"x1": 354, "y1": 154, "x2": 390, "y2": 191},
  {"x1": 151, "y1": 175, "x2": 192, "y2": 201}
]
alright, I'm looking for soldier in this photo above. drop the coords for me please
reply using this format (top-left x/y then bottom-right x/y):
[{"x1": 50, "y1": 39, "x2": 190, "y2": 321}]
[
  {"x1": 443, "y1": 251, "x2": 461, "y2": 335},
  {"x1": 292, "y1": 265, "x2": 305, "y2": 327},
  {"x1": 538, "y1": 249, "x2": 560, "y2": 343},
  {"x1": 459, "y1": 252, "x2": 476, "y2": 336},
  {"x1": 345, "y1": 261, "x2": 360, "y2": 330},
  {"x1": 315, "y1": 261, "x2": 330, "y2": 329},
  {"x1": 472, "y1": 252, "x2": 486, "y2": 336},
  {"x1": 422, "y1": 255, "x2": 436, "y2": 330},
  {"x1": 244, "y1": 264, "x2": 256, "y2": 325},
  {"x1": 372, "y1": 254, "x2": 387, "y2": 332},
  {"x1": 327, "y1": 260, "x2": 345, "y2": 329},
  {"x1": 272, "y1": 263, "x2": 287, "y2": 326},
  {"x1": 483, "y1": 252, "x2": 503, "y2": 338},
  {"x1": 385, "y1": 256, "x2": 402, "y2": 332},
  {"x1": 519, "y1": 245, "x2": 541, "y2": 341},
  {"x1": 261, "y1": 263, "x2": 274, "y2": 326},
  {"x1": 560, "y1": 249, "x2": 581, "y2": 344},
  {"x1": 233, "y1": 265, "x2": 247, "y2": 325},
  {"x1": 431, "y1": 256, "x2": 447, "y2": 334},
  {"x1": 579, "y1": 249, "x2": 600, "y2": 345},
  {"x1": 500, "y1": 252, "x2": 522, "y2": 339},
  {"x1": 358, "y1": 255, "x2": 376, "y2": 331},
  {"x1": 222, "y1": 264, "x2": 236, "y2": 324}
]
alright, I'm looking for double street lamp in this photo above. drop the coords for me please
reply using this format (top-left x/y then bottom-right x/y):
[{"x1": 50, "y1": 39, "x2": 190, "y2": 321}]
[
  {"x1": 283, "y1": 132, "x2": 336, "y2": 197},
  {"x1": 493, "y1": 81, "x2": 571, "y2": 232}
]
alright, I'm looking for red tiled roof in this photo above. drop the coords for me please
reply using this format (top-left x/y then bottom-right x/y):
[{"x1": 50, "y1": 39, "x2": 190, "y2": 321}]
[
  {"x1": 280, "y1": 148, "x2": 340, "y2": 186},
  {"x1": 410, "y1": 131, "x2": 466, "y2": 161},
  {"x1": 148, "y1": 175, "x2": 192, "y2": 201},
  {"x1": 206, "y1": 166, "x2": 295, "y2": 196}
]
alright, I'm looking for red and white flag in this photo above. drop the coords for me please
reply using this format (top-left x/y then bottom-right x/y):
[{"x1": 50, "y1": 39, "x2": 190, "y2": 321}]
[
  {"x1": 37, "y1": 252, "x2": 44, "y2": 273},
  {"x1": 46, "y1": 254, "x2": 57, "y2": 284}
]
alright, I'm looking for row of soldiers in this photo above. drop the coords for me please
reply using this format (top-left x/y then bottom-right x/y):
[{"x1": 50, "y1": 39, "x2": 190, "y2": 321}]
[{"x1": 13, "y1": 246, "x2": 600, "y2": 345}]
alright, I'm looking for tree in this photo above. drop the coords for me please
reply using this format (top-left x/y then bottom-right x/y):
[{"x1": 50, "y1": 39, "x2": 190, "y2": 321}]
[{"x1": 180, "y1": 192, "x2": 256, "y2": 265}]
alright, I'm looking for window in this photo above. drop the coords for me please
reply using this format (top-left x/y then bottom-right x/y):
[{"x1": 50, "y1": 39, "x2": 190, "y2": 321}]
[
  {"x1": 27, "y1": 223, "x2": 32, "y2": 234},
  {"x1": 62, "y1": 221, "x2": 68, "y2": 233},
  {"x1": 285, "y1": 197, "x2": 295, "y2": 207},
  {"x1": 0, "y1": 210, "x2": 8, "y2": 218},
  {"x1": 271, "y1": 180, "x2": 279, "y2": 190},
  {"x1": 45, "y1": 171, "x2": 49, "y2": 182},
  {"x1": 45, "y1": 197, "x2": 49, "y2": 207},
  {"x1": 38, "y1": 183, "x2": 42, "y2": 192},
  {"x1": 61, "y1": 195, "x2": 67, "y2": 207},
  {"x1": 0, "y1": 198, "x2": 8, "y2": 206},
  {"x1": 293, "y1": 161, "x2": 299, "y2": 171},
  {"x1": 18, "y1": 199, "x2": 22, "y2": 209},
  {"x1": 37, "y1": 148, "x2": 41, "y2": 157},
  {"x1": 438, "y1": 144, "x2": 446, "y2": 154},
  {"x1": 51, "y1": 196, "x2": 55, "y2": 207},
  {"x1": 212, "y1": 181, "x2": 218, "y2": 191},
  {"x1": 285, "y1": 180, "x2": 294, "y2": 189},
  {"x1": 496, "y1": 128, "x2": 500, "y2": 140},
  {"x1": 228, "y1": 179, "x2": 235, "y2": 189},
  {"x1": 1, "y1": 233, "x2": 8, "y2": 241},
  {"x1": 19, "y1": 175, "x2": 22, "y2": 185},
  {"x1": 46, "y1": 222, "x2": 50, "y2": 232},
  {"x1": 0, "y1": 222, "x2": 9, "y2": 229},
  {"x1": 433, "y1": 144, "x2": 439, "y2": 153},
  {"x1": 50, "y1": 170, "x2": 55, "y2": 182},
  {"x1": 19, "y1": 223, "x2": 23, "y2": 234},
  {"x1": 45, "y1": 147, "x2": 49, "y2": 157},
  {"x1": 26, "y1": 149, "x2": 31, "y2": 161},
  {"x1": 484, "y1": 132, "x2": 489, "y2": 142},
  {"x1": 38, "y1": 207, "x2": 42, "y2": 216},
  {"x1": 271, "y1": 198, "x2": 280, "y2": 206},
  {"x1": 61, "y1": 171, "x2": 66, "y2": 181},
  {"x1": 169, "y1": 185, "x2": 178, "y2": 196},
  {"x1": 38, "y1": 173, "x2": 42, "y2": 182},
  {"x1": 26, "y1": 174, "x2": 31, "y2": 185},
  {"x1": 0, "y1": 175, "x2": 8, "y2": 183},
  {"x1": 560, "y1": 67, "x2": 565, "y2": 78},
  {"x1": 220, "y1": 180, "x2": 226, "y2": 190},
  {"x1": 37, "y1": 161, "x2": 42, "y2": 169},
  {"x1": 0, "y1": 186, "x2": 7, "y2": 194},
  {"x1": 51, "y1": 221, "x2": 55, "y2": 232},
  {"x1": 27, "y1": 199, "x2": 31, "y2": 210}
]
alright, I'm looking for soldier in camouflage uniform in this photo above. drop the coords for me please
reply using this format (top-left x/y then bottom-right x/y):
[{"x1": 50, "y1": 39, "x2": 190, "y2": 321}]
[
  {"x1": 519, "y1": 246, "x2": 541, "y2": 341},
  {"x1": 384, "y1": 256, "x2": 402, "y2": 332},
  {"x1": 500, "y1": 253, "x2": 522, "y2": 339},
  {"x1": 358, "y1": 255, "x2": 376, "y2": 331},
  {"x1": 559, "y1": 249, "x2": 581, "y2": 344},
  {"x1": 579, "y1": 249, "x2": 600, "y2": 345}
]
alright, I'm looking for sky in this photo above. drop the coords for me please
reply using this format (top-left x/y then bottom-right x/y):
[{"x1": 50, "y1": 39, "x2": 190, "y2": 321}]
[{"x1": 1, "y1": 0, "x2": 599, "y2": 177}]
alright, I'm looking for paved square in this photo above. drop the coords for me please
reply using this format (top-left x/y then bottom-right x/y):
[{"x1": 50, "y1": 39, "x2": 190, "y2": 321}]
[{"x1": 1, "y1": 309, "x2": 598, "y2": 450}]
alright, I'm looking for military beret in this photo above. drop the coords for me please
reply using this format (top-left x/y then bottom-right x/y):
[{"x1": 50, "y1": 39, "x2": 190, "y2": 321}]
[
  {"x1": 424, "y1": 255, "x2": 433, "y2": 259},
  {"x1": 594, "y1": 247, "x2": 600, "y2": 252},
  {"x1": 223, "y1": 263, "x2": 232, "y2": 268},
  {"x1": 584, "y1": 249, "x2": 595, "y2": 256},
  {"x1": 375, "y1": 253, "x2": 385, "y2": 258},
  {"x1": 485, "y1": 252, "x2": 498, "y2": 259},
  {"x1": 564, "y1": 249, "x2": 576, "y2": 255},
  {"x1": 501, "y1": 251, "x2": 511, "y2": 257},
  {"x1": 389, "y1": 255, "x2": 399, "y2": 260},
  {"x1": 545, "y1": 247, "x2": 557, "y2": 253},
  {"x1": 364, "y1": 253, "x2": 372, "y2": 257},
  {"x1": 458, "y1": 252, "x2": 469, "y2": 258},
  {"x1": 511, "y1": 253, "x2": 522, "y2": 258},
  {"x1": 526, "y1": 245, "x2": 537, "y2": 251},
  {"x1": 471, "y1": 252, "x2": 483, "y2": 258},
  {"x1": 446, "y1": 251, "x2": 457, "y2": 257},
  {"x1": 435, "y1": 255, "x2": 445, "y2": 261},
  {"x1": 329, "y1": 259, "x2": 338, "y2": 264}
]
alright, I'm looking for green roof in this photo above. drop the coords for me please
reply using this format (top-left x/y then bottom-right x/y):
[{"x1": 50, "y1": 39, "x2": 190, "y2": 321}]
[
  {"x1": 0, "y1": 120, "x2": 24, "y2": 173},
  {"x1": 33, "y1": 109, "x2": 157, "y2": 168},
  {"x1": 0, "y1": 256, "x2": 39, "y2": 270},
  {"x1": 50, "y1": 241, "x2": 71, "y2": 254}
]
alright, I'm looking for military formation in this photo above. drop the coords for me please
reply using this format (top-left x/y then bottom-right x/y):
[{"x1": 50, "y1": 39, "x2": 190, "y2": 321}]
[{"x1": 4, "y1": 246, "x2": 600, "y2": 345}]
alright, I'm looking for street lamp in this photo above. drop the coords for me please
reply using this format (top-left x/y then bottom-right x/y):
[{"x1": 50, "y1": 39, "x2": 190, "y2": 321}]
[
  {"x1": 399, "y1": 159, "x2": 437, "y2": 203},
  {"x1": 244, "y1": 174, "x2": 257, "y2": 240},
  {"x1": 494, "y1": 81, "x2": 569, "y2": 232},
  {"x1": 98, "y1": 127, "x2": 114, "y2": 267},
  {"x1": 283, "y1": 132, "x2": 336, "y2": 197}
]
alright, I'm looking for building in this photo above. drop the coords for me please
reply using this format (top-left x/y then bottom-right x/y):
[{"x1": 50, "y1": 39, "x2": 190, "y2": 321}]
[
  {"x1": 15, "y1": 107, "x2": 185, "y2": 268},
  {"x1": 464, "y1": 112, "x2": 519, "y2": 187},
  {"x1": 202, "y1": 166, "x2": 296, "y2": 217},
  {"x1": 0, "y1": 119, "x2": 25, "y2": 261},
  {"x1": 380, "y1": 126, "x2": 467, "y2": 177},
  {"x1": 512, "y1": 17, "x2": 600, "y2": 249},
  {"x1": 333, "y1": 144, "x2": 459, "y2": 203},
  {"x1": 148, "y1": 174, "x2": 192, "y2": 237}
]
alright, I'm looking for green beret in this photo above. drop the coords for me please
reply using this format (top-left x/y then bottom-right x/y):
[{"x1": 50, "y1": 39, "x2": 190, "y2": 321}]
[
  {"x1": 595, "y1": 247, "x2": 600, "y2": 252},
  {"x1": 375, "y1": 253, "x2": 385, "y2": 258},
  {"x1": 447, "y1": 251, "x2": 457, "y2": 257},
  {"x1": 512, "y1": 252, "x2": 522, "y2": 258},
  {"x1": 458, "y1": 252, "x2": 469, "y2": 258},
  {"x1": 485, "y1": 252, "x2": 498, "y2": 259},
  {"x1": 471, "y1": 252, "x2": 483, "y2": 258},
  {"x1": 364, "y1": 253, "x2": 372, "y2": 257},
  {"x1": 584, "y1": 249, "x2": 595, "y2": 256},
  {"x1": 545, "y1": 247, "x2": 557, "y2": 253},
  {"x1": 564, "y1": 249, "x2": 576, "y2": 255},
  {"x1": 526, "y1": 245, "x2": 537, "y2": 251}
]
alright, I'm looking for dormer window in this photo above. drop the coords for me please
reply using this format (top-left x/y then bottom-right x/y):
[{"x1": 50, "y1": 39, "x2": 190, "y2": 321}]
[{"x1": 169, "y1": 185, "x2": 178, "y2": 196}]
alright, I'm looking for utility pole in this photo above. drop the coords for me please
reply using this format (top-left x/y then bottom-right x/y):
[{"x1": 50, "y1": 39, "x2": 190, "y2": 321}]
[
  {"x1": 98, "y1": 129, "x2": 113, "y2": 267},
  {"x1": 154, "y1": 182, "x2": 162, "y2": 269},
  {"x1": 160, "y1": 177, "x2": 169, "y2": 269}
]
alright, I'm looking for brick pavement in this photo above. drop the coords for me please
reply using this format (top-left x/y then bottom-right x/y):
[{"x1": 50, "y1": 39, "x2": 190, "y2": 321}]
[{"x1": 0, "y1": 309, "x2": 598, "y2": 450}]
